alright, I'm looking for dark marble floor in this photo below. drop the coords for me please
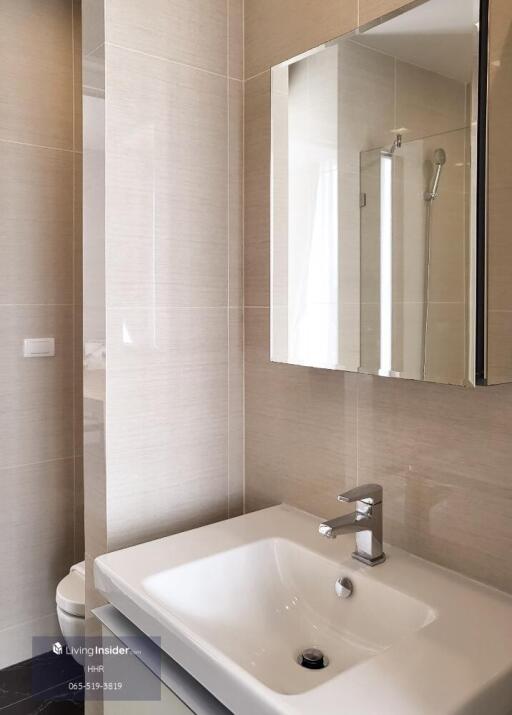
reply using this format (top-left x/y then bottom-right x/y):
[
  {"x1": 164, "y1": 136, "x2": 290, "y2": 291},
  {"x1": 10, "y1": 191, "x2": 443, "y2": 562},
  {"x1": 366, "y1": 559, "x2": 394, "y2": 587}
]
[{"x1": 0, "y1": 652, "x2": 84, "y2": 714}]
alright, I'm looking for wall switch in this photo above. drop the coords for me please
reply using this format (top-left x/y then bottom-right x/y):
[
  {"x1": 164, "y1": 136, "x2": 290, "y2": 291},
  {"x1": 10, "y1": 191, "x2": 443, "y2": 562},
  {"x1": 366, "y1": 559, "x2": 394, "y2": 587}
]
[{"x1": 23, "y1": 338, "x2": 55, "y2": 358}]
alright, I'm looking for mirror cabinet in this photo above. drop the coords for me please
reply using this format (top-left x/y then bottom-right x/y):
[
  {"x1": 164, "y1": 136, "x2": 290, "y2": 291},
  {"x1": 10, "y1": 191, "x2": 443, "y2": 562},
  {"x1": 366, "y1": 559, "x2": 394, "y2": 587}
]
[{"x1": 270, "y1": 0, "x2": 508, "y2": 387}]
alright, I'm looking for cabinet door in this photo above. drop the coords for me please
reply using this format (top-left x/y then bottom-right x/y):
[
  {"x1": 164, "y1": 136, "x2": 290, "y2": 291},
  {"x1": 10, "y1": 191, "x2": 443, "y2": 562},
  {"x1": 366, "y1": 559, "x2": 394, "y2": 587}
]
[
  {"x1": 104, "y1": 683, "x2": 194, "y2": 715},
  {"x1": 100, "y1": 626, "x2": 195, "y2": 715}
]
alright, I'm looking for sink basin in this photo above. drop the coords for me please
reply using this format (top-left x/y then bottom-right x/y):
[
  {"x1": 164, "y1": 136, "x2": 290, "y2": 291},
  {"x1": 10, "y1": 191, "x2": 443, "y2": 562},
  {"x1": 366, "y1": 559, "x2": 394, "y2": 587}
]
[
  {"x1": 95, "y1": 505, "x2": 512, "y2": 714},
  {"x1": 143, "y1": 537, "x2": 434, "y2": 694}
]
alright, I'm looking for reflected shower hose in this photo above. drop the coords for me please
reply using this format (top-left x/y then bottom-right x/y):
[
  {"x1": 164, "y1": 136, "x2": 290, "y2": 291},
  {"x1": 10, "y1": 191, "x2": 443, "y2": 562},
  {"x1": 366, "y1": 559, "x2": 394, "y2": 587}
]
[{"x1": 423, "y1": 149, "x2": 447, "y2": 379}]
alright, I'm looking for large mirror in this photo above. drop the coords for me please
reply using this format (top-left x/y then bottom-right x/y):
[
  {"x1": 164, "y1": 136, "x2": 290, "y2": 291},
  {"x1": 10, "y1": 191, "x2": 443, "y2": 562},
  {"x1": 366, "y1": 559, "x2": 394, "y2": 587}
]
[{"x1": 271, "y1": 0, "x2": 488, "y2": 386}]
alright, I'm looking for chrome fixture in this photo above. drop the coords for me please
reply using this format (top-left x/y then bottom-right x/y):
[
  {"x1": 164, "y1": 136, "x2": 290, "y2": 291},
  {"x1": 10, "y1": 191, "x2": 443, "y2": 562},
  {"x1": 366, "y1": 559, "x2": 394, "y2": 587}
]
[
  {"x1": 388, "y1": 133, "x2": 402, "y2": 155},
  {"x1": 319, "y1": 484, "x2": 386, "y2": 566},
  {"x1": 423, "y1": 147, "x2": 447, "y2": 378},
  {"x1": 335, "y1": 577, "x2": 354, "y2": 599},
  {"x1": 424, "y1": 148, "x2": 447, "y2": 201},
  {"x1": 297, "y1": 648, "x2": 329, "y2": 670}
]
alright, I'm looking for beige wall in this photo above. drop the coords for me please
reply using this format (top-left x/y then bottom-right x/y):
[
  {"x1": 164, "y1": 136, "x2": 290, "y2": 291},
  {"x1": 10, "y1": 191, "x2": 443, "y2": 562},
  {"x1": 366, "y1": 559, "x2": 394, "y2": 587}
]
[
  {"x1": 0, "y1": 0, "x2": 83, "y2": 667},
  {"x1": 244, "y1": 0, "x2": 512, "y2": 594},
  {"x1": 83, "y1": 0, "x2": 244, "y2": 570},
  {"x1": 82, "y1": 0, "x2": 107, "y2": 637}
]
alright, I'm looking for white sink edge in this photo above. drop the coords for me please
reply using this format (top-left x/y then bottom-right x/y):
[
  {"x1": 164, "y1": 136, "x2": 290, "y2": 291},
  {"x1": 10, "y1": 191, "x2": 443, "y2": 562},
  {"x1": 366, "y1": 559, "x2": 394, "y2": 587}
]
[{"x1": 94, "y1": 504, "x2": 512, "y2": 715}]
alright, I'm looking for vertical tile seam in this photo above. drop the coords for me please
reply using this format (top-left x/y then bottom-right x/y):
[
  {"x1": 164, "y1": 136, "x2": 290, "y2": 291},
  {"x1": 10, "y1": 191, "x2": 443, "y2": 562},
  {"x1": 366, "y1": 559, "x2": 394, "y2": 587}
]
[
  {"x1": 227, "y1": 0, "x2": 231, "y2": 518},
  {"x1": 71, "y1": 0, "x2": 78, "y2": 563},
  {"x1": 242, "y1": 0, "x2": 247, "y2": 514},
  {"x1": 103, "y1": 0, "x2": 110, "y2": 555}
]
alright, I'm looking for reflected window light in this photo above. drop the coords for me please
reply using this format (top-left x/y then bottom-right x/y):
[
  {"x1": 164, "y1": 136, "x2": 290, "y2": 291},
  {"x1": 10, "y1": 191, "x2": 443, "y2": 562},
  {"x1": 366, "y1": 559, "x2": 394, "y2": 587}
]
[
  {"x1": 379, "y1": 153, "x2": 393, "y2": 376},
  {"x1": 122, "y1": 322, "x2": 133, "y2": 345}
]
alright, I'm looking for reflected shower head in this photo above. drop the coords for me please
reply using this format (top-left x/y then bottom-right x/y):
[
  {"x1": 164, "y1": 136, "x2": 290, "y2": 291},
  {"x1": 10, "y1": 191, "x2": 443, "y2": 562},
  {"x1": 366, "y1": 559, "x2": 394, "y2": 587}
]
[
  {"x1": 425, "y1": 148, "x2": 447, "y2": 201},
  {"x1": 433, "y1": 148, "x2": 447, "y2": 166}
]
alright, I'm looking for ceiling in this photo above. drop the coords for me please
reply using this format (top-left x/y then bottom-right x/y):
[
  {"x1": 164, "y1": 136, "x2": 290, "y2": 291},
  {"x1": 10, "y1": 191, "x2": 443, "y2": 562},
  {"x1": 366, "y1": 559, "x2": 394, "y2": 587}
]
[{"x1": 353, "y1": 0, "x2": 479, "y2": 83}]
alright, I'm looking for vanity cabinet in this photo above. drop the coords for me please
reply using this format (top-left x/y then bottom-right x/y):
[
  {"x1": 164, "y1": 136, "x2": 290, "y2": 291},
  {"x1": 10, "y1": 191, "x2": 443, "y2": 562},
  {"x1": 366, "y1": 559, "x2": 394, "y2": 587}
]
[
  {"x1": 101, "y1": 627, "x2": 194, "y2": 715},
  {"x1": 93, "y1": 605, "x2": 231, "y2": 715}
]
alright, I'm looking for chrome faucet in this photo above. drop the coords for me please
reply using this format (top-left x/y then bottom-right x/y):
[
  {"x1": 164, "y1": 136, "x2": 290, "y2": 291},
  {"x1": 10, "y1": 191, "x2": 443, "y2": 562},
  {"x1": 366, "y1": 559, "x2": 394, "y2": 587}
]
[{"x1": 319, "y1": 484, "x2": 386, "y2": 566}]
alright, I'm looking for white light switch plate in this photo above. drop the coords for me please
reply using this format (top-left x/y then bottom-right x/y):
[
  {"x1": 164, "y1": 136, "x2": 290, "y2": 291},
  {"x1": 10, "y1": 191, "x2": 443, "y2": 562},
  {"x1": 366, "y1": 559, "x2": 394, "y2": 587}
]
[{"x1": 23, "y1": 338, "x2": 55, "y2": 358}]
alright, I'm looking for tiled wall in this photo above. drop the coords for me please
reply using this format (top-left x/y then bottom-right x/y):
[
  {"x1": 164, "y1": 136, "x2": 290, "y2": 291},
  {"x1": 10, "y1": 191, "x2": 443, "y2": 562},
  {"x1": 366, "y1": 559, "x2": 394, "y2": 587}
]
[
  {"x1": 82, "y1": 0, "x2": 107, "y2": 629},
  {"x1": 82, "y1": 0, "x2": 244, "y2": 570},
  {"x1": 0, "y1": 0, "x2": 83, "y2": 668},
  {"x1": 244, "y1": 0, "x2": 512, "y2": 594}
]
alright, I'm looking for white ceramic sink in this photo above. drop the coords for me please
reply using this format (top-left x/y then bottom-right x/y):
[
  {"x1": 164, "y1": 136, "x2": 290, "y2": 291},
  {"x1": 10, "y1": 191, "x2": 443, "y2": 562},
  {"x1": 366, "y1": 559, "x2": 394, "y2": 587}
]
[
  {"x1": 95, "y1": 505, "x2": 512, "y2": 715},
  {"x1": 143, "y1": 537, "x2": 433, "y2": 694}
]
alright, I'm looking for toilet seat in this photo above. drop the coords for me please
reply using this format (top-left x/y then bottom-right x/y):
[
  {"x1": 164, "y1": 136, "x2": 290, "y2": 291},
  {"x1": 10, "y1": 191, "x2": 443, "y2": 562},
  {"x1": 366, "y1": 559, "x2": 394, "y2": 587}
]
[{"x1": 56, "y1": 562, "x2": 85, "y2": 618}]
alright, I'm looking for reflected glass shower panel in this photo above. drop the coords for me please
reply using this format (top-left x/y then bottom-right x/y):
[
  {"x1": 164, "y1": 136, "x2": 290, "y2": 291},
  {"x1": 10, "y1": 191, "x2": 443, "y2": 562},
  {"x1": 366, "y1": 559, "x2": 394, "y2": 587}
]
[{"x1": 359, "y1": 133, "x2": 468, "y2": 384}]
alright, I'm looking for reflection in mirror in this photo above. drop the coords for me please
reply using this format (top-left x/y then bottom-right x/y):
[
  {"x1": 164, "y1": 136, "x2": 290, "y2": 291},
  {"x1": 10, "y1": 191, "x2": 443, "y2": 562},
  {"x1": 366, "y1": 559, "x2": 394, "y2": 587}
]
[{"x1": 271, "y1": 0, "x2": 480, "y2": 386}]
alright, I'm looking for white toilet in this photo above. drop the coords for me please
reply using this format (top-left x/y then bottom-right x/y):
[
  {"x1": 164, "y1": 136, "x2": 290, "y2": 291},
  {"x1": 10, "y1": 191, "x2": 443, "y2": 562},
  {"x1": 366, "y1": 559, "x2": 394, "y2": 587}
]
[{"x1": 56, "y1": 561, "x2": 86, "y2": 664}]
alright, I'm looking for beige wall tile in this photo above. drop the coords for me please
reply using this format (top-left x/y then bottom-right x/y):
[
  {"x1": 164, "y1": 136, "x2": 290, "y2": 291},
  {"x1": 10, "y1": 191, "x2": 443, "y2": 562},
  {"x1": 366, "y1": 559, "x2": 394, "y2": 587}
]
[
  {"x1": 487, "y1": 3, "x2": 512, "y2": 384},
  {"x1": 229, "y1": 0, "x2": 244, "y2": 80},
  {"x1": 424, "y1": 302, "x2": 466, "y2": 386},
  {"x1": 229, "y1": 80, "x2": 244, "y2": 308},
  {"x1": 487, "y1": 310, "x2": 512, "y2": 384},
  {"x1": 487, "y1": 60, "x2": 512, "y2": 191},
  {"x1": 74, "y1": 306, "x2": 84, "y2": 459},
  {"x1": 0, "y1": 0, "x2": 80, "y2": 668},
  {"x1": 229, "y1": 308, "x2": 244, "y2": 517},
  {"x1": 423, "y1": 130, "x2": 467, "y2": 305},
  {"x1": 83, "y1": 0, "x2": 106, "y2": 575},
  {"x1": 358, "y1": 374, "x2": 512, "y2": 591},
  {"x1": 360, "y1": 302, "x2": 380, "y2": 373},
  {"x1": 107, "y1": 307, "x2": 227, "y2": 371},
  {"x1": 360, "y1": 153, "x2": 382, "y2": 306},
  {"x1": 84, "y1": 431, "x2": 107, "y2": 560},
  {"x1": 82, "y1": 0, "x2": 105, "y2": 57},
  {"x1": 74, "y1": 455, "x2": 85, "y2": 562},
  {"x1": 106, "y1": 45, "x2": 228, "y2": 308},
  {"x1": 108, "y1": 476, "x2": 230, "y2": 553},
  {"x1": 244, "y1": 72, "x2": 271, "y2": 307},
  {"x1": 0, "y1": 306, "x2": 74, "y2": 469},
  {"x1": 488, "y1": 188, "x2": 512, "y2": 314},
  {"x1": 338, "y1": 40, "x2": 395, "y2": 169},
  {"x1": 0, "y1": 142, "x2": 73, "y2": 306},
  {"x1": 74, "y1": 155, "x2": 84, "y2": 461},
  {"x1": 0, "y1": 0, "x2": 73, "y2": 149},
  {"x1": 88, "y1": 0, "x2": 244, "y2": 568},
  {"x1": 0, "y1": 614, "x2": 61, "y2": 670},
  {"x1": 245, "y1": 0, "x2": 357, "y2": 79},
  {"x1": 83, "y1": 370, "x2": 107, "y2": 562},
  {"x1": 73, "y1": 0, "x2": 83, "y2": 152},
  {"x1": 106, "y1": 0, "x2": 228, "y2": 75},
  {"x1": 74, "y1": 153, "x2": 84, "y2": 309},
  {"x1": 106, "y1": 307, "x2": 229, "y2": 550},
  {"x1": 358, "y1": 0, "x2": 417, "y2": 27},
  {"x1": 396, "y1": 61, "x2": 467, "y2": 142},
  {"x1": 0, "y1": 459, "x2": 75, "y2": 631},
  {"x1": 84, "y1": 44, "x2": 106, "y2": 95},
  {"x1": 489, "y1": 0, "x2": 512, "y2": 63},
  {"x1": 391, "y1": 301, "x2": 424, "y2": 379},
  {"x1": 245, "y1": 307, "x2": 358, "y2": 517}
]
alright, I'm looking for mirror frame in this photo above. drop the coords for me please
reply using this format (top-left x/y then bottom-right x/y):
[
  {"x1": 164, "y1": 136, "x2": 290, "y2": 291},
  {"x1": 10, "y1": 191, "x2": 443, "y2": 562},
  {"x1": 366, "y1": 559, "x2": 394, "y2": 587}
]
[{"x1": 476, "y1": 0, "x2": 489, "y2": 385}]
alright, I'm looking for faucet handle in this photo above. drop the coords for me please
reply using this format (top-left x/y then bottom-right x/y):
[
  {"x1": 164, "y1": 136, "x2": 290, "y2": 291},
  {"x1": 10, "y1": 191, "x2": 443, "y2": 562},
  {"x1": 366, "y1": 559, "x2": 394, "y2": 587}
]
[{"x1": 338, "y1": 484, "x2": 383, "y2": 506}]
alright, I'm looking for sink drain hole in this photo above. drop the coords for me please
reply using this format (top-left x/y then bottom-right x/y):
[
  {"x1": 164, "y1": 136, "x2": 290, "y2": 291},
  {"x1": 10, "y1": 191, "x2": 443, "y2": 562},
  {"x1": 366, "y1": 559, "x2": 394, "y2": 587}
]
[{"x1": 297, "y1": 648, "x2": 329, "y2": 670}]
